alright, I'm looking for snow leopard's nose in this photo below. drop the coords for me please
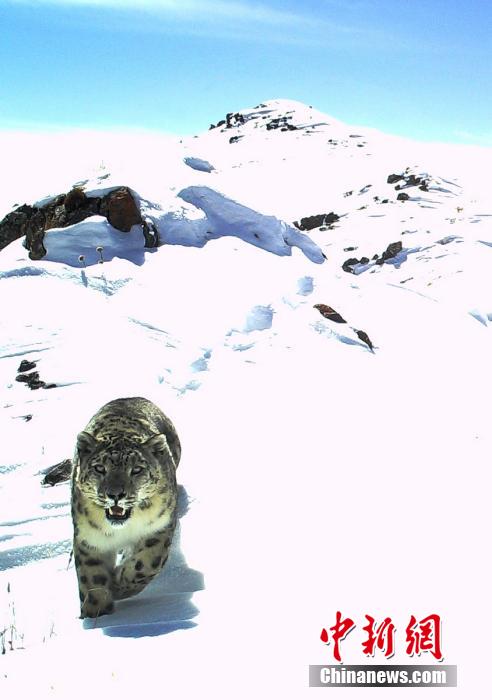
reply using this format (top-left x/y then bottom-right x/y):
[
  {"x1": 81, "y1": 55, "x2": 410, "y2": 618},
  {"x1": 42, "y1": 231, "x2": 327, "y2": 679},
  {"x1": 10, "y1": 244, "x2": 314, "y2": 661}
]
[{"x1": 107, "y1": 491, "x2": 126, "y2": 503}]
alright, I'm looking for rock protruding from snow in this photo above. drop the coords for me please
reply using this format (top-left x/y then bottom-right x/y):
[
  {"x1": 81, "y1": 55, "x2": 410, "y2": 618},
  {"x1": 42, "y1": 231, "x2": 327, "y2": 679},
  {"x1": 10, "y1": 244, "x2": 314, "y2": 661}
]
[
  {"x1": 207, "y1": 99, "x2": 342, "y2": 141},
  {"x1": 0, "y1": 186, "x2": 144, "y2": 259},
  {"x1": 342, "y1": 241, "x2": 404, "y2": 274},
  {"x1": 0, "y1": 204, "x2": 38, "y2": 253},
  {"x1": 1, "y1": 172, "x2": 324, "y2": 266},
  {"x1": 104, "y1": 187, "x2": 141, "y2": 231},
  {"x1": 294, "y1": 212, "x2": 340, "y2": 231}
]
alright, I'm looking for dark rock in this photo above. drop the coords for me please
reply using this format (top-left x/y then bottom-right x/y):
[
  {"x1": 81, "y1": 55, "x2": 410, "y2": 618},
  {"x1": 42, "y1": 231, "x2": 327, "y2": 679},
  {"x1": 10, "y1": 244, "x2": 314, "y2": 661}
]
[
  {"x1": 406, "y1": 174, "x2": 422, "y2": 187},
  {"x1": 41, "y1": 459, "x2": 72, "y2": 487},
  {"x1": 397, "y1": 192, "x2": 410, "y2": 201},
  {"x1": 387, "y1": 173, "x2": 403, "y2": 184},
  {"x1": 210, "y1": 113, "x2": 245, "y2": 130},
  {"x1": 142, "y1": 220, "x2": 159, "y2": 247},
  {"x1": 229, "y1": 135, "x2": 244, "y2": 144},
  {"x1": 0, "y1": 186, "x2": 144, "y2": 257},
  {"x1": 355, "y1": 330, "x2": 374, "y2": 351},
  {"x1": 313, "y1": 304, "x2": 347, "y2": 324},
  {"x1": 103, "y1": 188, "x2": 141, "y2": 232},
  {"x1": 392, "y1": 172, "x2": 430, "y2": 193},
  {"x1": 381, "y1": 241, "x2": 403, "y2": 261},
  {"x1": 24, "y1": 207, "x2": 48, "y2": 260},
  {"x1": 18, "y1": 359, "x2": 37, "y2": 373},
  {"x1": 0, "y1": 204, "x2": 37, "y2": 251},
  {"x1": 225, "y1": 112, "x2": 245, "y2": 128},
  {"x1": 342, "y1": 257, "x2": 360, "y2": 273},
  {"x1": 294, "y1": 213, "x2": 339, "y2": 231},
  {"x1": 15, "y1": 369, "x2": 56, "y2": 390},
  {"x1": 16, "y1": 371, "x2": 40, "y2": 384},
  {"x1": 266, "y1": 116, "x2": 297, "y2": 131},
  {"x1": 344, "y1": 246, "x2": 357, "y2": 252},
  {"x1": 16, "y1": 371, "x2": 46, "y2": 390},
  {"x1": 381, "y1": 199, "x2": 389, "y2": 204},
  {"x1": 359, "y1": 257, "x2": 370, "y2": 265},
  {"x1": 64, "y1": 187, "x2": 87, "y2": 213}
]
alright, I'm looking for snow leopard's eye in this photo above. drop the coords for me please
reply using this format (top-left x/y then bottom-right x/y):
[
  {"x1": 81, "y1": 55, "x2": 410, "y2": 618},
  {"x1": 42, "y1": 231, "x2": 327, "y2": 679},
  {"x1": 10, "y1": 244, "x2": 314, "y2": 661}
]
[
  {"x1": 131, "y1": 466, "x2": 144, "y2": 475},
  {"x1": 93, "y1": 464, "x2": 106, "y2": 475}
]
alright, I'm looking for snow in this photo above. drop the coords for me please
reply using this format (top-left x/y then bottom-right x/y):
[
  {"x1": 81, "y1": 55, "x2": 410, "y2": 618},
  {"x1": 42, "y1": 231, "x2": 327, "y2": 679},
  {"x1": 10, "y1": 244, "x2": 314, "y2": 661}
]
[
  {"x1": 183, "y1": 156, "x2": 215, "y2": 173},
  {"x1": 1, "y1": 98, "x2": 491, "y2": 697}
]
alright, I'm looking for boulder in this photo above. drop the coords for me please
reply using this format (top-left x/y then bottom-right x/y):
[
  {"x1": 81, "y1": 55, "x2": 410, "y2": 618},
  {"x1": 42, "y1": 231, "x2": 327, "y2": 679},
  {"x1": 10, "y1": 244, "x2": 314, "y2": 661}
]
[
  {"x1": 313, "y1": 303, "x2": 347, "y2": 324},
  {"x1": 381, "y1": 241, "x2": 403, "y2": 261},
  {"x1": 101, "y1": 187, "x2": 142, "y2": 232},
  {"x1": 387, "y1": 173, "x2": 404, "y2": 184},
  {"x1": 294, "y1": 212, "x2": 339, "y2": 231},
  {"x1": 41, "y1": 459, "x2": 72, "y2": 487},
  {"x1": 342, "y1": 257, "x2": 360, "y2": 273},
  {"x1": 0, "y1": 186, "x2": 145, "y2": 258},
  {"x1": 18, "y1": 359, "x2": 37, "y2": 373},
  {"x1": 0, "y1": 204, "x2": 37, "y2": 251}
]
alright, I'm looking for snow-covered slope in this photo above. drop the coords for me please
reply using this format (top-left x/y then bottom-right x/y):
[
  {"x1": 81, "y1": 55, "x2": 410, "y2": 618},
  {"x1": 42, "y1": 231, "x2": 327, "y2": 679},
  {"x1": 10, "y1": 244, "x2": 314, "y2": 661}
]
[{"x1": 1, "y1": 99, "x2": 491, "y2": 697}]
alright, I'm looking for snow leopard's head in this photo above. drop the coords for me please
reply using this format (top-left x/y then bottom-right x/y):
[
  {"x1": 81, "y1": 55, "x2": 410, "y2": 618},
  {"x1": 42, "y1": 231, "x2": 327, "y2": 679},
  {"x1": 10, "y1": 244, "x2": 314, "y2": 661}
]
[{"x1": 75, "y1": 432, "x2": 175, "y2": 526}]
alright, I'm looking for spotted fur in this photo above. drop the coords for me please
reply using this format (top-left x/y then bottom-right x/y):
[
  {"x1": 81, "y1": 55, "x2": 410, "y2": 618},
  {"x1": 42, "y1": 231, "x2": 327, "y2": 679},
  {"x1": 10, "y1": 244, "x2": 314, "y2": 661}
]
[{"x1": 71, "y1": 397, "x2": 181, "y2": 618}]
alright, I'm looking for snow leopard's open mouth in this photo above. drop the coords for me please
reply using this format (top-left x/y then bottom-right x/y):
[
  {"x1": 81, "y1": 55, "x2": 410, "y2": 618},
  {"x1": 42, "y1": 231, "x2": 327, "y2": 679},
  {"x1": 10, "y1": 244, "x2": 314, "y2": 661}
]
[{"x1": 105, "y1": 505, "x2": 132, "y2": 524}]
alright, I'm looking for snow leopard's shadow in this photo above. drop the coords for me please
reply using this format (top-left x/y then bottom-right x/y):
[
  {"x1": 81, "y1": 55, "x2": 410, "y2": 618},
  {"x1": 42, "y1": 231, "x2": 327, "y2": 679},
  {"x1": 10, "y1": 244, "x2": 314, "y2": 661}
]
[{"x1": 86, "y1": 485, "x2": 204, "y2": 637}]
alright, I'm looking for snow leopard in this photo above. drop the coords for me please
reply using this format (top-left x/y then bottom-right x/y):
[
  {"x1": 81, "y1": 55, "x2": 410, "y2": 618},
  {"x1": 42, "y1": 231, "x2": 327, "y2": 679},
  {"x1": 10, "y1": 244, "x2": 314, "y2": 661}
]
[{"x1": 71, "y1": 397, "x2": 181, "y2": 618}]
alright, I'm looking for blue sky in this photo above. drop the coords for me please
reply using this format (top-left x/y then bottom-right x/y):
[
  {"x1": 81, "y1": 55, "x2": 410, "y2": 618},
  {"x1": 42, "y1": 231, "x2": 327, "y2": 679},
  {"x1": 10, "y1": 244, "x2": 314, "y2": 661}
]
[{"x1": 1, "y1": 0, "x2": 491, "y2": 144}]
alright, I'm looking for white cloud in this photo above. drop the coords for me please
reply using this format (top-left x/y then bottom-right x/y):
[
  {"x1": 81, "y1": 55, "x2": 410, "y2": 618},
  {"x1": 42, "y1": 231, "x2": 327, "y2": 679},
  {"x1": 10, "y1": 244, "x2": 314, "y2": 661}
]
[
  {"x1": 6, "y1": 0, "x2": 369, "y2": 47},
  {"x1": 6, "y1": 0, "x2": 326, "y2": 29}
]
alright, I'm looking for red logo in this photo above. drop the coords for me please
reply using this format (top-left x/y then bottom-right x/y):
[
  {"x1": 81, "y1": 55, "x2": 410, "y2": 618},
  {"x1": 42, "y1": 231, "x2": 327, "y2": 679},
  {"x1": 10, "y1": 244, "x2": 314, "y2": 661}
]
[
  {"x1": 406, "y1": 614, "x2": 443, "y2": 661},
  {"x1": 321, "y1": 612, "x2": 443, "y2": 663},
  {"x1": 320, "y1": 612, "x2": 356, "y2": 663},
  {"x1": 362, "y1": 615, "x2": 396, "y2": 659}
]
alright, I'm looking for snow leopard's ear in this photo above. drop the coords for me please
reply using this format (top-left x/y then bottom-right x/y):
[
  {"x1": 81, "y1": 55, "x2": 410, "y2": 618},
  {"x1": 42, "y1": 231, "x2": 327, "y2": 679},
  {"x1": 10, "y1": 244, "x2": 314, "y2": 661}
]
[
  {"x1": 142, "y1": 433, "x2": 170, "y2": 457},
  {"x1": 77, "y1": 431, "x2": 98, "y2": 457}
]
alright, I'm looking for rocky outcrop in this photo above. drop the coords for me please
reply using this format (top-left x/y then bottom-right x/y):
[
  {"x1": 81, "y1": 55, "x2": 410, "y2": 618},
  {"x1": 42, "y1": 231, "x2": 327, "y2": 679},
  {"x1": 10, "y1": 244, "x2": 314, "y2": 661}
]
[
  {"x1": 41, "y1": 459, "x2": 72, "y2": 487},
  {"x1": 343, "y1": 241, "x2": 403, "y2": 273},
  {"x1": 265, "y1": 116, "x2": 298, "y2": 131},
  {"x1": 376, "y1": 241, "x2": 403, "y2": 265},
  {"x1": 0, "y1": 186, "x2": 147, "y2": 259},
  {"x1": 0, "y1": 205, "x2": 38, "y2": 255},
  {"x1": 388, "y1": 172, "x2": 429, "y2": 192},
  {"x1": 15, "y1": 358, "x2": 56, "y2": 390},
  {"x1": 294, "y1": 212, "x2": 340, "y2": 231},
  {"x1": 209, "y1": 111, "x2": 246, "y2": 130}
]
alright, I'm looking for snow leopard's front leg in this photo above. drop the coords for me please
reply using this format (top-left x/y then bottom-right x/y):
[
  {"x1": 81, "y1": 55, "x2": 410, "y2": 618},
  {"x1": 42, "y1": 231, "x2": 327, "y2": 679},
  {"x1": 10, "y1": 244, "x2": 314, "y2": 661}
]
[
  {"x1": 74, "y1": 541, "x2": 115, "y2": 618},
  {"x1": 112, "y1": 524, "x2": 176, "y2": 600}
]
